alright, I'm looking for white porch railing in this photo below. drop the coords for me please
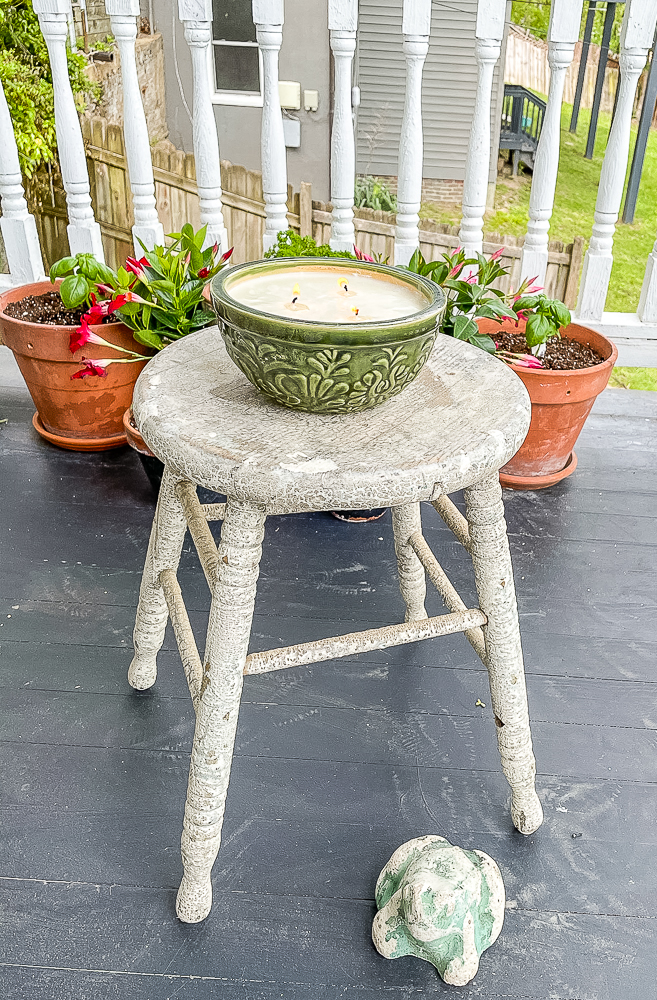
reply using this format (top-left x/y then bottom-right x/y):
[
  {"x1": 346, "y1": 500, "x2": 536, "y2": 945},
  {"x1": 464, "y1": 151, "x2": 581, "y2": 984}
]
[{"x1": 1, "y1": 0, "x2": 657, "y2": 362}]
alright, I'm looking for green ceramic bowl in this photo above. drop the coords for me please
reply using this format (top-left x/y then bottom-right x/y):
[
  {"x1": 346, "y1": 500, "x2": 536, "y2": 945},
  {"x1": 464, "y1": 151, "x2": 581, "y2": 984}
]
[{"x1": 210, "y1": 257, "x2": 446, "y2": 414}]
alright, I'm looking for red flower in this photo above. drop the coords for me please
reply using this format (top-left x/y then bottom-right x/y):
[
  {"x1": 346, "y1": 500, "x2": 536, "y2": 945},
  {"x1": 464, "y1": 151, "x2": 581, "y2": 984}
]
[
  {"x1": 125, "y1": 256, "x2": 149, "y2": 280},
  {"x1": 70, "y1": 319, "x2": 93, "y2": 353},
  {"x1": 490, "y1": 247, "x2": 505, "y2": 262},
  {"x1": 354, "y1": 246, "x2": 375, "y2": 262},
  {"x1": 220, "y1": 247, "x2": 234, "y2": 263},
  {"x1": 70, "y1": 358, "x2": 109, "y2": 379},
  {"x1": 198, "y1": 266, "x2": 211, "y2": 279}
]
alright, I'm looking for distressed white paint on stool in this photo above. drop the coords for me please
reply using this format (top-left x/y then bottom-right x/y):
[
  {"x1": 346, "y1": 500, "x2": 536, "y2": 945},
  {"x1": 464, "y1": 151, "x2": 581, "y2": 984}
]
[
  {"x1": 129, "y1": 328, "x2": 542, "y2": 923},
  {"x1": 372, "y1": 835, "x2": 505, "y2": 986}
]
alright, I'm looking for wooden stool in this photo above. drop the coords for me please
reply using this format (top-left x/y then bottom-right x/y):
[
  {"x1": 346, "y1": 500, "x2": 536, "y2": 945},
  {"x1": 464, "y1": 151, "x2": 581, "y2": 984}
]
[{"x1": 130, "y1": 327, "x2": 544, "y2": 923}]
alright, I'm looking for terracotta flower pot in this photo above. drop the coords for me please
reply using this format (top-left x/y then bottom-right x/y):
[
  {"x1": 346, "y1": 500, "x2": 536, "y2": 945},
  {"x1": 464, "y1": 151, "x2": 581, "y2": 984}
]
[
  {"x1": 477, "y1": 319, "x2": 617, "y2": 490},
  {"x1": 0, "y1": 280, "x2": 152, "y2": 451},
  {"x1": 123, "y1": 407, "x2": 164, "y2": 493}
]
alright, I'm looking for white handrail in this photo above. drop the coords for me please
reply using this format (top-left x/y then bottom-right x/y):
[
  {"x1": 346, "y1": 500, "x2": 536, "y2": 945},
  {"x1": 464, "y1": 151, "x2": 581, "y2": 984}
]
[
  {"x1": 576, "y1": 0, "x2": 657, "y2": 321},
  {"x1": 33, "y1": 0, "x2": 104, "y2": 260},
  {"x1": 0, "y1": 80, "x2": 45, "y2": 284},
  {"x1": 458, "y1": 0, "x2": 506, "y2": 259},
  {"x1": 393, "y1": 0, "x2": 431, "y2": 266},
  {"x1": 106, "y1": 0, "x2": 164, "y2": 253},
  {"x1": 179, "y1": 0, "x2": 229, "y2": 254},
  {"x1": 520, "y1": 0, "x2": 583, "y2": 286},
  {"x1": 253, "y1": 0, "x2": 288, "y2": 252},
  {"x1": 328, "y1": 0, "x2": 357, "y2": 252}
]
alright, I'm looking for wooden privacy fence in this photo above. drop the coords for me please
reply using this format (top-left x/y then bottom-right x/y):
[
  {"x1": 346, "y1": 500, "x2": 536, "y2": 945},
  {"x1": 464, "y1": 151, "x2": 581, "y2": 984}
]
[{"x1": 27, "y1": 116, "x2": 583, "y2": 307}]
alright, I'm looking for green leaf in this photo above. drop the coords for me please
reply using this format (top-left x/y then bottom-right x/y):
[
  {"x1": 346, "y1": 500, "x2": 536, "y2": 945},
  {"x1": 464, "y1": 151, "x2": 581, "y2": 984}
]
[
  {"x1": 470, "y1": 333, "x2": 497, "y2": 354},
  {"x1": 49, "y1": 256, "x2": 77, "y2": 279},
  {"x1": 406, "y1": 249, "x2": 426, "y2": 274},
  {"x1": 59, "y1": 273, "x2": 91, "y2": 309},
  {"x1": 132, "y1": 328, "x2": 165, "y2": 351},
  {"x1": 513, "y1": 294, "x2": 540, "y2": 312},
  {"x1": 525, "y1": 313, "x2": 552, "y2": 347},
  {"x1": 92, "y1": 261, "x2": 119, "y2": 286},
  {"x1": 194, "y1": 224, "x2": 208, "y2": 249},
  {"x1": 452, "y1": 314, "x2": 479, "y2": 341},
  {"x1": 553, "y1": 301, "x2": 571, "y2": 328}
]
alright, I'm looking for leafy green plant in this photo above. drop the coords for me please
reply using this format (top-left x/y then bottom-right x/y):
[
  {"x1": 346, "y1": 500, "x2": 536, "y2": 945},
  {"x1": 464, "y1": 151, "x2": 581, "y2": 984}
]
[
  {"x1": 0, "y1": 0, "x2": 100, "y2": 176},
  {"x1": 354, "y1": 176, "x2": 397, "y2": 213},
  {"x1": 264, "y1": 230, "x2": 354, "y2": 259},
  {"x1": 405, "y1": 247, "x2": 570, "y2": 365},
  {"x1": 50, "y1": 225, "x2": 233, "y2": 377}
]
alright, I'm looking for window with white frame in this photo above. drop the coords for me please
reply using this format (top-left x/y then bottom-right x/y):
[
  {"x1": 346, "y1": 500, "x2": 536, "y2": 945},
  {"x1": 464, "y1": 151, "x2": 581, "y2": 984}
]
[{"x1": 212, "y1": 0, "x2": 261, "y2": 105}]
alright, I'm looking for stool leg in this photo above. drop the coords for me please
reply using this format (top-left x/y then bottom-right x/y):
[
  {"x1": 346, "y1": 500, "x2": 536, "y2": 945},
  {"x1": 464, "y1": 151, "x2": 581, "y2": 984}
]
[
  {"x1": 392, "y1": 502, "x2": 427, "y2": 621},
  {"x1": 128, "y1": 467, "x2": 188, "y2": 690},
  {"x1": 464, "y1": 475, "x2": 543, "y2": 836},
  {"x1": 176, "y1": 499, "x2": 266, "y2": 923}
]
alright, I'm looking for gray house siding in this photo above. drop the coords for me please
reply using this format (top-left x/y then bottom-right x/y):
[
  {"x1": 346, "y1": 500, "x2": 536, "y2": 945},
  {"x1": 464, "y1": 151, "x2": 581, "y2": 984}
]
[{"x1": 356, "y1": 0, "x2": 507, "y2": 196}]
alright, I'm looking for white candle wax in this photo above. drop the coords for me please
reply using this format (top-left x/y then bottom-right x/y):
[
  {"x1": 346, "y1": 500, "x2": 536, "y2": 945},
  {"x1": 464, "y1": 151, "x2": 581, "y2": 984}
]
[{"x1": 228, "y1": 265, "x2": 428, "y2": 323}]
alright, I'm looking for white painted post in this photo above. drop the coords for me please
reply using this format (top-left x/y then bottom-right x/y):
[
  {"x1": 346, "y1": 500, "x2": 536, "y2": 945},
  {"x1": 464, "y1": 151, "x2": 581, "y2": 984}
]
[
  {"x1": 33, "y1": 0, "x2": 104, "y2": 259},
  {"x1": 0, "y1": 79, "x2": 45, "y2": 284},
  {"x1": 577, "y1": 0, "x2": 657, "y2": 321},
  {"x1": 393, "y1": 0, "x2": 431, "y2": 266},
  {"x1": 520, "y1": 0, "x2": 584, "y2": 286},
  {"x1": 458, "y1": 0, "x2": 506, "y2": 258},
  {"x1": 106, "y1": 0, "x2": 164, "y2": 252},
  {"x1": 253, "y1": 0, "x2": 288, "y2": 252},
  {"x1": 328, "y1": 0, "x2": 357, "y2": 252},
  {"x1": 178, "y1": 0, "x2": 229, "y2": 254}
]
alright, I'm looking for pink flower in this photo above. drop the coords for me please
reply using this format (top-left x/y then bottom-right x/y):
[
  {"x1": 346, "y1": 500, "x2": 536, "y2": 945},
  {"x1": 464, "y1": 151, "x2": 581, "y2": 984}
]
[
  {"x1": 70, "y1": 358, "x2": 109, "y2": 379},
  {"x1": 490, "y1": 246, "x2": 505, "y2": 262},
  {"x1": 464, "y1": 273, "x2": 477, "y2": 285},
  {"x1": 450, "y1": 247, "x2": 462, "y2": 257},
  {"x1": 447, "y1": 263, "x2": 462, "y2": 277},
  {"x1": 527, "y1": 283, "x2": 544, "y2": 293},
  {"x1": 125, "y1": 256, "x2": 150, "y2": 280},
  {"x1": 354, "y1": 246, "x2": 375, "y2": 262}
]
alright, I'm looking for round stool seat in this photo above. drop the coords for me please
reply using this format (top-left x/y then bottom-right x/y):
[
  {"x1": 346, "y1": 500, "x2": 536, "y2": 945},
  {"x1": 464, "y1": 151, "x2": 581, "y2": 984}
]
[{"x1": 132, "y1": 326, "x2": 530, "y2": 511}]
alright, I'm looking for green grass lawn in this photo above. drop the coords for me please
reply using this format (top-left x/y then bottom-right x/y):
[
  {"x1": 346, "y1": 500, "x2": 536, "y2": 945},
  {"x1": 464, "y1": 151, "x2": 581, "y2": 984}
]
[
  {"x1": 608, "y1": 366, "x2": 657, "y2": 390},
  {"x1": 421, "y1": 101, "x2": 657, "y2": 313}
]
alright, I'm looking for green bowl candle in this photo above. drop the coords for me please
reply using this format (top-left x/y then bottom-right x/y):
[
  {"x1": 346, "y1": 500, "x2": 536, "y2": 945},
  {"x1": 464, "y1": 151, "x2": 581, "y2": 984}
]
[{"x1": 210, "y1": 257, "x2": 446, "y2": 413}]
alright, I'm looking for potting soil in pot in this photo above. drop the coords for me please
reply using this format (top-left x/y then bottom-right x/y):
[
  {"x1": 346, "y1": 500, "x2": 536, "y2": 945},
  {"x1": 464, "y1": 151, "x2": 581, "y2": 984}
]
[
  {"x1": 495, "y1": 330, "x2": 604, "y2": 369},
  {"x1": 4, "y1": 291, "x2": 121, "y2": 327}
]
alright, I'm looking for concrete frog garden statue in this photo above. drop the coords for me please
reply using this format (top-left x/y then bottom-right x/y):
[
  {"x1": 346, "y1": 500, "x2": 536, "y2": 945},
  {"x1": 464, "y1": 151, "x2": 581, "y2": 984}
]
[{"x1": 372, "y1": 835, "x2": 505, "y2": 986}]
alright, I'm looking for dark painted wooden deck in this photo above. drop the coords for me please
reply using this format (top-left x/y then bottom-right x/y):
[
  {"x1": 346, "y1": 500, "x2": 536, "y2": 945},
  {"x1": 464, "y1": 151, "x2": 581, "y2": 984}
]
[{"x1": 1, "y1": 344, "x2": 656, "y2": 999}]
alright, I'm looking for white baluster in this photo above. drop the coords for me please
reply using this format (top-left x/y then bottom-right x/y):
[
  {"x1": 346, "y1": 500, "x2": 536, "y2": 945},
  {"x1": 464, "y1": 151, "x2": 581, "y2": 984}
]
[
  {"x1": 577, "y1": 0, "x2": 657, "y2": 321},
  {"x1": 521, "y1": 0, "x2": 583, "y2": 286},
  {"x1": 393, "y1": 0, "x2": 431, "y2": 266},
  {"x1": 328, "y1": 0, "x2": 357, "y2": 252},
  {"x1": 33, "y1": 0, "x2": 104, "y2": 259},
  {"x1": 179, "y1": 0, "x2": 229, "y2": 253},
  {"x1": 0, "y1": 79, "x2": 45, "y2": 284},
  {"x1": 458, "y1": 0, "x2": 506, "y2": 258},
  {"x1": 106, "y1": 0, "x2": 164, "y2": 252},
  {"x1": 253, "y1": 0, "x2": 287, "y2": 252}
]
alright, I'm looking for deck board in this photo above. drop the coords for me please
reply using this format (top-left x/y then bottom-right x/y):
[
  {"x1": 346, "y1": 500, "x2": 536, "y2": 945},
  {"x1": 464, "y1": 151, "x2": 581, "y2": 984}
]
[{"x1": 1, "y1": 344, "x2": 656, "y2": 998}]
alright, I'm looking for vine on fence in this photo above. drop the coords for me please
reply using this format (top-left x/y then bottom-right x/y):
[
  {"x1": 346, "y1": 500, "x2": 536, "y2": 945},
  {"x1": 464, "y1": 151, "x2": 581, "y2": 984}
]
[{"x1": 0, "y1": 0, "x2": 100, "y2": 177}]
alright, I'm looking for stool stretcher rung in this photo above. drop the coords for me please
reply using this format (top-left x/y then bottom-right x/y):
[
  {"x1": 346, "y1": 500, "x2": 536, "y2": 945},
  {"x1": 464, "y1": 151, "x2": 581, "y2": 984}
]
[
  {"x1": 244, "y1": 608, "x2": 486, "y2": 675},
  {"x1": 159, "y1": 568, "x2": 202, "y2": 707},
  {"x1": 409, "y1": 530, "x2": 487, "y2": 665},
  {"x1": 431, "y1": 495, "x2": 472, "y2": 552},
  {"x1": 175, "y1": 481, "x2": 219, "y2": 589}
]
